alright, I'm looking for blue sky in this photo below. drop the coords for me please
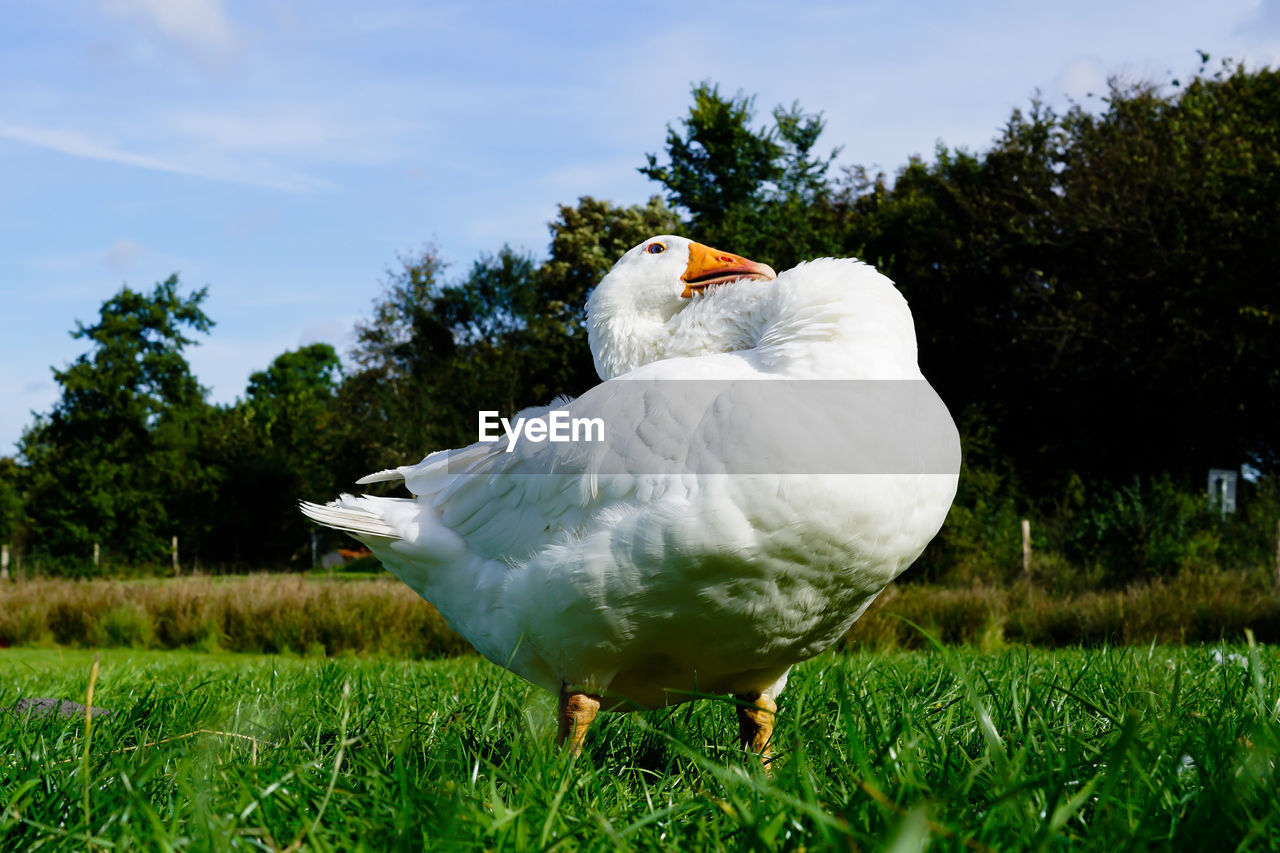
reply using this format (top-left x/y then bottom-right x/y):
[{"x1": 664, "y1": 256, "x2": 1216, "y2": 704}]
[{"x1": 2, "y1": 0, "x2": 1278, "y2": 455}]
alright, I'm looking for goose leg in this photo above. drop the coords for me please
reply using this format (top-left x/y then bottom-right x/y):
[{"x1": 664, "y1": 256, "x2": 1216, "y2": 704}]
[
  {"x1": 736, "y1": 691, "x2": 778, "y2": 766},
  {"x1": 557, "y1": 686, "x2": 601, "y2": 757}
]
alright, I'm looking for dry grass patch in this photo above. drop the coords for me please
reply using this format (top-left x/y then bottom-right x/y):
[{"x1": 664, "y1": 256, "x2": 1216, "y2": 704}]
[
  {"x1": 847, "y1": 570, "x2": 1280, "y2": 649},
  {"x1": 3, "y1": 569, "x2": 1278, "y2": 655},
  {"x1": 0, "y1": 575, "x2": 469, "y2": 656}
]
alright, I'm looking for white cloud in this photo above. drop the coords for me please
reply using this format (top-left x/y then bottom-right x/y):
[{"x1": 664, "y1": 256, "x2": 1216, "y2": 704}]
[
  {"x1": 102, "y1": 0, "x2": 237, "y2": 59},
  {"x1": 1057, "y1": 56, "x2": 1110, "y2": 102},
  {"x1": 298, "y1": 318, "x2": 357, "y2": 351},
  {"x1": 538, "y1": 158, "x2": 644, "y2": 195},
  {"x1": 0, "y1": 120, "x2": 327, "y2": 190},
  {"x1": 187, "y1": 317, "x2": 359, "y2": 404},
  {"x1": 1231, "y1": 0, "x2": 1280, "y2": 64},
  {"x1": 1238, "y1": 0, "x2": 1280, "y2": 34},
  {"x1": 168, "y1": 110, "x2": 335, "y2": 152},
  {"x1": 0, "y1": 121, "x2": 205, "y2": 178},
  {"x1": 104, "y1": 238, "x2": 146, "y2": 271},
  {"x1": 163, "y1": 108, "x2": 411, "y2": 163},
  {"x1": 464, "y1": 198, "x2": 556, "y2": 254}
]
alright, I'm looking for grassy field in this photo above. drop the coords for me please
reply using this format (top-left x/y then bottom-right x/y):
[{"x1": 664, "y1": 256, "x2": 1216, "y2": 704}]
[{"x1": 3, "y1": 642, "x2": 1278, "y2": 850}]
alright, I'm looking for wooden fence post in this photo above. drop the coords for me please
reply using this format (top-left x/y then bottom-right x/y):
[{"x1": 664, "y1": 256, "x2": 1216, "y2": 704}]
[
  {"x1": 1021, "y1": 519, "x2": 1032, "y2": 578},
  {"x1": 1, "y1": 544, "x2": 8, "y2": 582},
  {"x1": 93, "y1": 542, "x2": 100, "y2": 568},
  {"x1": 172, "y1": 535, "x2": 179, "y2": 575}
]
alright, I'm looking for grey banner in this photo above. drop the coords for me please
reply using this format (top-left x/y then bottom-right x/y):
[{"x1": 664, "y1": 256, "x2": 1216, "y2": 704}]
[{"x1": 455, "y1": 380, "x2": 961, "y2": 476}]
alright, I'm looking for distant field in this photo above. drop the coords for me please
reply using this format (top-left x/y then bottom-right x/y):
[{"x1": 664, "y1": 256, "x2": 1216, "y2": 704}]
[
  {"x1": 3, "y1": 571, "x2": 1279, "y2": 656},
  {"x1": 2, "y1": 644, "x2": 1278, "y2": 850}
]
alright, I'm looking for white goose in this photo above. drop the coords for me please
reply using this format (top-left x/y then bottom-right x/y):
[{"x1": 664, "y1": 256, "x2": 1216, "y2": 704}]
[{"x1": 303, "y1": 236, "x2": 960, "y2": 760}]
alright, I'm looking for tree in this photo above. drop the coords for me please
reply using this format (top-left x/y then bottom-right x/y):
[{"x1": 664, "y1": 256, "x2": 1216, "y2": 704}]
[
  {"x1": 839, "y1": 60, "x2": 1280, "y2": 485},
  {"x1": 438, "y1": 247, "x2": 542, "y2": 429},
  {"x1": 1041, "y1": 62, "x2": 1280, "y2": 476},
  {"x1": 641, "y1": 82, "x2": 841, "y2": 268},
  {"x1": 203, "y1": 344, "x2": 345, "y2": 565},
  {"x1": 0, "y1": 456, "x2": 23, "y2": 548},
  {"x1": 541, "y1": 195, "x2": 683, "y2": 315},
  {"x1": 536, "y1": 195, "x2": 683, "y2": 391},
  {"x1": 338, "y1": 198, "x2": 685, "y2": 468},
  {"x1": 20, "y1": 275, "x2": 213, "y2": 566},
  {"x1": 341, "y1": 246, "x2": 460, "y2": 465},
  {"x1": 641, "y1": 83, "x2": 781, "y2": 240}
]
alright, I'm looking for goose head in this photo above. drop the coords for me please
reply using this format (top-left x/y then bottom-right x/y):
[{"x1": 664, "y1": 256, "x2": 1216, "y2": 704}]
[{"x1": 587, "y1": 235, "x2": 776, "y2": 379}]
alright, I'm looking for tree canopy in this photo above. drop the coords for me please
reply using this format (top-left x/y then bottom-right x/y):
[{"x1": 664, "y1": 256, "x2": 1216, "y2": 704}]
[
  {"x1": 5, "y1": 58, "x2": 1277, "y2": 576},
  {"x1": 638, "y1": 63, "x2": 1279, "y2": 484},
  {"x1": 833, "y1": 62, "x2": 1280, "y2": 482},
  {"x1": 18, "y1": 276, "x2": 214, "y2": 564},
  {"x1": 641, "y1": 82, "x2": 841, "y2": 268}
]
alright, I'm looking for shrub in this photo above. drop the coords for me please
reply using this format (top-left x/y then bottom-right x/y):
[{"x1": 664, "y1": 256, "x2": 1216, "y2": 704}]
[
  {"x1": 92, "y1": 602, "x2": 155, "y2": 648},
  {"x1": 2, "y1": 571, "x2": 1278, "y2": 655}
]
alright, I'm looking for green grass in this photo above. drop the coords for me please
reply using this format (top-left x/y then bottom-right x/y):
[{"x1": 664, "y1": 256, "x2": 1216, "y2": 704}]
[{"x1": 2, "y1": 642, "x2": 1278, "y2": 851}]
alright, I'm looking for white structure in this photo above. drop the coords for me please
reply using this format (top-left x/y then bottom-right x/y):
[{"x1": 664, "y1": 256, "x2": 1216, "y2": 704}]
[{"x1": 1207, "y1": 469, "x2": 1238, "y2": 515}]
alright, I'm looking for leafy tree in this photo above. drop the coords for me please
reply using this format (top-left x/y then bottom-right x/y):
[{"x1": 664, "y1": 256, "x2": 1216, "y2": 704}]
[
  {"x1": 457, "y1": 198, "x2": 687, "y2": 409},
  {"x1": 641, "y1": 82, "x2": 841, "y2": 267},
  {"x1": 0, "y1": 456, "x2": 23, "y2": 548},
  {"x1": 19, "y1": 275, "x2": 213, "y2": 566},
  {"x1": 540, "y1": 195, "x2": 683, "y2": 327},
  {"x1": 246, "y1": 344, "x2": 343, "y2": 423},
  {"x1": 340, "y1": 246, "x2": 460, "y2": 466},
  {"x1": 837, "y1": 60, "x2": 1280, "y2": 486},
  {"x1": 339, "y1": 199, "x2": 683, "y2": 468},
  {"x1": 435, "y1": 247, "x2": 541, "y2": 431},
  {"x1": 641, "y1": 84, "x2": 782, "y2": 239},
  {"x1": 12, "y1": 63, "x2": 1272, "y2": 581},
  {"x1": 436, "y1": 248, "x2": 538, "y2": 345},
  {"x1": 203, "y1": 344, "x2": 344, "y2": 565},
  {"x1": 1041, "y1": 61, "x2": 1280, "y2": 477},
  {"x1": 536, "y1": 195, "x2": 683, "y2": 391}
]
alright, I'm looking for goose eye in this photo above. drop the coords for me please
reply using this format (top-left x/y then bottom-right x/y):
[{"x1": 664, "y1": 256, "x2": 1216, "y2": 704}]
[{"x1": 645, "y1": 243, "x2": 666, "y2": 255}]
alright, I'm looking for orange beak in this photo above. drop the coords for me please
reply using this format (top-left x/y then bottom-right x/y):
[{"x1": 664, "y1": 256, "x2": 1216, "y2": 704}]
[{"x1": 680, "y1": 242, "x2": 776, "y2": 298}]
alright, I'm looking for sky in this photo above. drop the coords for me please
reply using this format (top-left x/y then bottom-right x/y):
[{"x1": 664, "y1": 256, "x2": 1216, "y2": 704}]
[{"x1": 2, "y1": 0, "x2": 1278, "y2": 456}]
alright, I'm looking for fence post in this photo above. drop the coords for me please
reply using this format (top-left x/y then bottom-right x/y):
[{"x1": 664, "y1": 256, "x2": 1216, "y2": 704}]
[
  {"x1": 1021, "y1": 519, "x2": 1032, "y2": 578},
  {"x1": 1, "y1": 544, "x2": 8, "y2": 582},
  {"x1": 93, "y1": 542, "x2": 100, "y2": 568},
  {"x1": 172, "y1": 535, "x2": 179, "y2": 575}
]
